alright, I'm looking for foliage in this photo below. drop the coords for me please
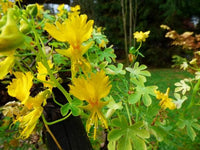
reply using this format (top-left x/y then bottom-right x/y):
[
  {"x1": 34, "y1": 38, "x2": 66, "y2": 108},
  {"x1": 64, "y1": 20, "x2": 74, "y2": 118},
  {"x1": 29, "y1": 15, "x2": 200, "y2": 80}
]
[{"x1": 0, "y1": 1, "x2": 200, "y2": 150}]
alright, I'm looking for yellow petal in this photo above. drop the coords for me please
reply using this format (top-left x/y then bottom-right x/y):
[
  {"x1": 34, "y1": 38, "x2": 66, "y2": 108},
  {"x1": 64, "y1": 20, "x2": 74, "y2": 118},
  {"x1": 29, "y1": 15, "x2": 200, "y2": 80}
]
[
  {"x1": 18, "y1": 107, "x2": 43, "y2": 139},
  {"x1": 69, "y1": 70, "x2": 111, "y2": 104},
  {"x1": 0, "y1": 54, "x2": 15, "y2": 80},
  {"x1": 44, "y1": 22, "x2": 68, "y2": 42},
  {"x1": 37, "y1": 60, "x2": 54, "y2": 89},
  {"x1": 7, "y1": 72, "x2": 33, "y2": 102}
]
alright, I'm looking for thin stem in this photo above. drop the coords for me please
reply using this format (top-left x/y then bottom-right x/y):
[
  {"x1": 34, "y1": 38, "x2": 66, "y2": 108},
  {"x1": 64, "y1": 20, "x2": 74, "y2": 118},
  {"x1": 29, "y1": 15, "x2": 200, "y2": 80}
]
[
  {"x1": 133, "y1": 104, "x2": 139, "y2": 122},
  {"x1": 125, "y1": 103, "x2": 132, "y2": 125},
  {"x1": 187, "y1": 79, "x2": 200, "y2": 110},
  {"x1": 42, "y1": 112, "x2": 72, "y2": 125},
  {"x1": 52, "y1": 92, "x2": 63, "y2": 107},
  {"x1": 43, "y1": 122, "x2": 63, "y2": 150},
  {"x1": 130, "y1": 41, "x2": 142, "y2": 66},
  {"x1": 32, "y1": 25, "x2": 72, "y2": 104}
]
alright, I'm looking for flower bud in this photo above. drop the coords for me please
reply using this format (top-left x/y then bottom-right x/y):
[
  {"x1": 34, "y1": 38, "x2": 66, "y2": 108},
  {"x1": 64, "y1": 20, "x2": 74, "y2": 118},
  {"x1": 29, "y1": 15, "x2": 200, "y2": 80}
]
[
  {"x1": 19, "y1": 19, "x2": 31, "y2": 34},
  {"x1": 0, "y1": 9, "x2": 25, "y2": 52},
  {"x1": 26, "y1": 4, "x2": 38, "y2": 17}
]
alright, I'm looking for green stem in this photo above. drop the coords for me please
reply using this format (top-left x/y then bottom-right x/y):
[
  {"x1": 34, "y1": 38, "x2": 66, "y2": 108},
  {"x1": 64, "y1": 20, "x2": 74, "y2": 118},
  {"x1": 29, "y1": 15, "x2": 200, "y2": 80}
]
[
  {"x1": 43, "y1": 121, "x2": 63, "y2": 150},
  {"x1": 32, "y1": 24, "x2": 72, "y2": 104},
  {"x1": 14, "y1": 53, "x2": 36, "y2": 57},
  {"x1": 187, "y1": 79, "x2": 200, "y2": 110},
  {"x1": 125, "y1": 103, "x2": 132, "y2": 125},
  {"x1": 15, "y1": 60, "x2": 26, "y2": 73},
  {"x1": 52, "y1": 92, "x2": 63, "y2": 107},
  {"x1": 42, "y1": 112, "x2": 72, "y2": 125},
  {"x1": 133, "y1": 104, "x2": 139, "y2": 122},
  {"x1": 130, "y1": 41, "x2": 142, "y2": 66}
]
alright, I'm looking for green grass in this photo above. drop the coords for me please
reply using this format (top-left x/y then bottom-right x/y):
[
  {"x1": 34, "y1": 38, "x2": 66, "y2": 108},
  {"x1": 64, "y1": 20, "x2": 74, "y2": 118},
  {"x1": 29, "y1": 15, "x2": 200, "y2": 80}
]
[{"x1": 147, "y1": 68, "x2": 193, "y2": 95}]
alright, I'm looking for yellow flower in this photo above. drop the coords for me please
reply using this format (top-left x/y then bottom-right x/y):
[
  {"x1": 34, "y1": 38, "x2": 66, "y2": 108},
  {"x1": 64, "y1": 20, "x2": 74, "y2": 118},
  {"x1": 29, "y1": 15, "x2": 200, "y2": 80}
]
[
  {"x1": 17, "y1": 90, "x2": 50, "y2": 139},
  {"x1": 160, "y1": 24, "x2": 170, "y2": 30},
  {"x1": 7, "y1": 72, "x2": 33, "y2": 105},
  {"x1": 44, "y1": 14, "x2": 94, "y2": 78},
  {"x1": 70, "y1": 5, "x2": 80, "y2": 12},
  {"x1": 99, "y1": 39, "x2": 108, "y2": 48},
  {"x1": 133, "y1": 31, "x2": 150, "y2": 42},
  {"x1": 154, "y1": 88, "x2": 176, "y2": 110},
  {"x1": 68, "y1": 5, "x2": 80, "y2": 18},
  {"x1": 7, "y1": 70, "x2": 51, "y2": 139},
  {"x1": 36, "y1": 3, "x2": 44, "y2": 18},
  {"x1": 0, "y1": 0, "x2": 14, "y2": 14},
  {"x1": 0, "y1": 50, "x2": 15, "y2": 79},
  {"x1": 17, "y1": 106, "x2": 43, "y2": 139},
  {"x1": 69, "y1": 70, "x2": 112, "y2": 139},
  {"x1": 37, "y1": 60, "x2": 54, "y2": 89},
  {"x1": 57, "y1": 4, "x2": 65, "y2": 17},
  {"x1": 25, "y1": 89, "x2": 51, "y2": 110}
]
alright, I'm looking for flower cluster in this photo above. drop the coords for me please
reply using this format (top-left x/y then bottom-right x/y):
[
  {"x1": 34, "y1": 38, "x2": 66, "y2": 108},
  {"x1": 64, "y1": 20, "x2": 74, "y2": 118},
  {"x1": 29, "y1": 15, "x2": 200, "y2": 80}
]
[{"x1": 154, "y1": 88, "x2": 176, "y2": 110}]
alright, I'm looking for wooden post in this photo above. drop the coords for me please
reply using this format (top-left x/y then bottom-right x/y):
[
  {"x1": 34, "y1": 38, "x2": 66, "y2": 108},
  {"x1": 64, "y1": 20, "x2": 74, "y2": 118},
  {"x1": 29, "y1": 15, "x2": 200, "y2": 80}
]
[{"x1": 44, "y1": 85, "x2": 93, "y2": 150}]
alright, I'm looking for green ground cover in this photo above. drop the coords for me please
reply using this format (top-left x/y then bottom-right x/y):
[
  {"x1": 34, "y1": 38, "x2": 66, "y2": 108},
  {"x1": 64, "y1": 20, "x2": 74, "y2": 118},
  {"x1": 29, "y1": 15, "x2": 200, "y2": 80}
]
[
  {"x1": 147, "y1": 69, "x2": 200, "y2": 150},
  {"x1": 147, "y1": 68, "x2": 193, "y2": 95}
]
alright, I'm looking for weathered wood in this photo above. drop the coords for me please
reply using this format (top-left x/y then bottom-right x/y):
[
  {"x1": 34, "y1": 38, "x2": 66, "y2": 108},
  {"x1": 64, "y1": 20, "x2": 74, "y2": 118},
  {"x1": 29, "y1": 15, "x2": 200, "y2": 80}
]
[
  {"x1": 46, "y1": 115, "x2": 93, "y2": 150},
  {"x1": 44, "y1": 85, "x2": 93, "y2": 150}
]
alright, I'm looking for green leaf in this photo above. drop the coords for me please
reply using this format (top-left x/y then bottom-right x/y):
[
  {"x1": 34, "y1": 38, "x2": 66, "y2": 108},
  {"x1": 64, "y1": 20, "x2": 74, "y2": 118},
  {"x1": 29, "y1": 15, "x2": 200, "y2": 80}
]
[
  {"x1": 108, "y1": 117, "x2": 149, "y2": 150},
  {"x1": 108, "y1": 129, "x2": 123, "y2": 142},
  {"x1": 192, "y1": 123, "x2": 200, "y2": 131},
  {"x1": 133, "y1": 136, "x2": 147, "y2": 150},
  {"x1": 126, "y1": 62, "x2": 151, "y2": 83},
  {"x1": 53, "y1": 54, "x2": 69, "y2": 66},
  {"x1": 106, "y1": 63, "x2": 126, "y2": 75},
  {"x1": 108, "y1": 141, "x2": 116, "y2": 150},
  {"x1": 186, "y1": 126, "x2": 196, "y2": 141},
  {"x1": 60, "y1": 99, "x2": 82, "y2": 116},
  {"x1": 71, "y1": 98, "x2": 83, "y2": 106},
  {"x1": 60, "y1": 103, "x2": 70, "y2": 116},
  {"x1": 117, "y1": 134, "x2": 132, "y2": 150},
  {"x1": 128, "y1": 92, "x2": 141, "y2": 104},
  {"x1": 98, "y1": 47, "x2": 116, "y2": 63},
  {"x1": 143, "y1": 93, "x2": 152, "y2": 106},
  {"x1": 176, "y1": 119, "x2": 186, "y2": 129},
  {"x1": 150, "y1": 126, "x2": 167, "y2": 142},
  {"x1": 70, "y1": 105, "x2": 81, "y2": 116},
  {"x1": 128, "y1": 81, "x2": 157, "y2": 106}
]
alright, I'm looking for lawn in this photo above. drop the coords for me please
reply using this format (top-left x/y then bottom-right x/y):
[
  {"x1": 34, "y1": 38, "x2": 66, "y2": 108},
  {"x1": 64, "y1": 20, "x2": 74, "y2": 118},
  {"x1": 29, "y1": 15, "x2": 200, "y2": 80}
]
[{"x1": 147, "y1": 68, "x2": 193, "y2": 95}]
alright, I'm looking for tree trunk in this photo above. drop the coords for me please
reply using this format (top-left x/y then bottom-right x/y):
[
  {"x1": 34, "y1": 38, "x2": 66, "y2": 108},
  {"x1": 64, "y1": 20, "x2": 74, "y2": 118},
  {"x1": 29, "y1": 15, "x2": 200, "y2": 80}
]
[{"x1": 121, "y1": 0, "x2": 128, "y2": 65}]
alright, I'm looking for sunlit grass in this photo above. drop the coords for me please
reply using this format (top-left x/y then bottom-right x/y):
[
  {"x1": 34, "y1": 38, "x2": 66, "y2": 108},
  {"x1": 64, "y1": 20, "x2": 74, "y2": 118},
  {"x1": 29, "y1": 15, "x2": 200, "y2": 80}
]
[{"x1": 147, "y1": 68, "x2": 193, "y2": 95}]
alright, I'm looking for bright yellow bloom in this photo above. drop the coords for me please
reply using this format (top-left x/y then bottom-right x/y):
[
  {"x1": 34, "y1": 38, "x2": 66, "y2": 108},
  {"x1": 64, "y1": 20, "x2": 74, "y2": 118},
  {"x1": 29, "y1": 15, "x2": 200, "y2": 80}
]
[
  {"x1": 69, "y1": 70, "x2": 112, "y2": 139},
  {"x1": 154, "y1": 88, "x2": 176, "y2": 110},
  {"x1": 7, "y1": 71, "x2": 51, "y2": 139},
  {"x1": 68, "y1": 5, "x2": 80, "y2": 18},
  {"x1": 99, "y1": 39, "x2": 108, "y2": 48},
  {"x1": 16, "y1": 90, "x2": 50, "y2": 139},
  {"x1": 70, "y1": 5, "x2": 80, "y2": 12},
  {"x1": 36, "y1": 3, "x2": 44, "y2": 18},
  {"x1": 44, "y1": 14, "x2": 94, "y2": 78},
  {"x1": 7, "y1": 72, "x2": 33, "y2": 105},
  {"x1": 37, "y1": 60, "x2": 54, "y2": 89},
  {"x1": 17, "y1": 106, "x2": 43, "y2": 139},
  {"x1": 57, "y1": 4, "x2": 65, "y2": 16},
  {"x1": 0, "y1": 0, "x2": 14, "y2": 14},
  {"x1": 133, "y1": 31, "x2": 150, "y2": 42},
  {"x1": 0, "y1": 50, "x2": 15, "y2": 79}
]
